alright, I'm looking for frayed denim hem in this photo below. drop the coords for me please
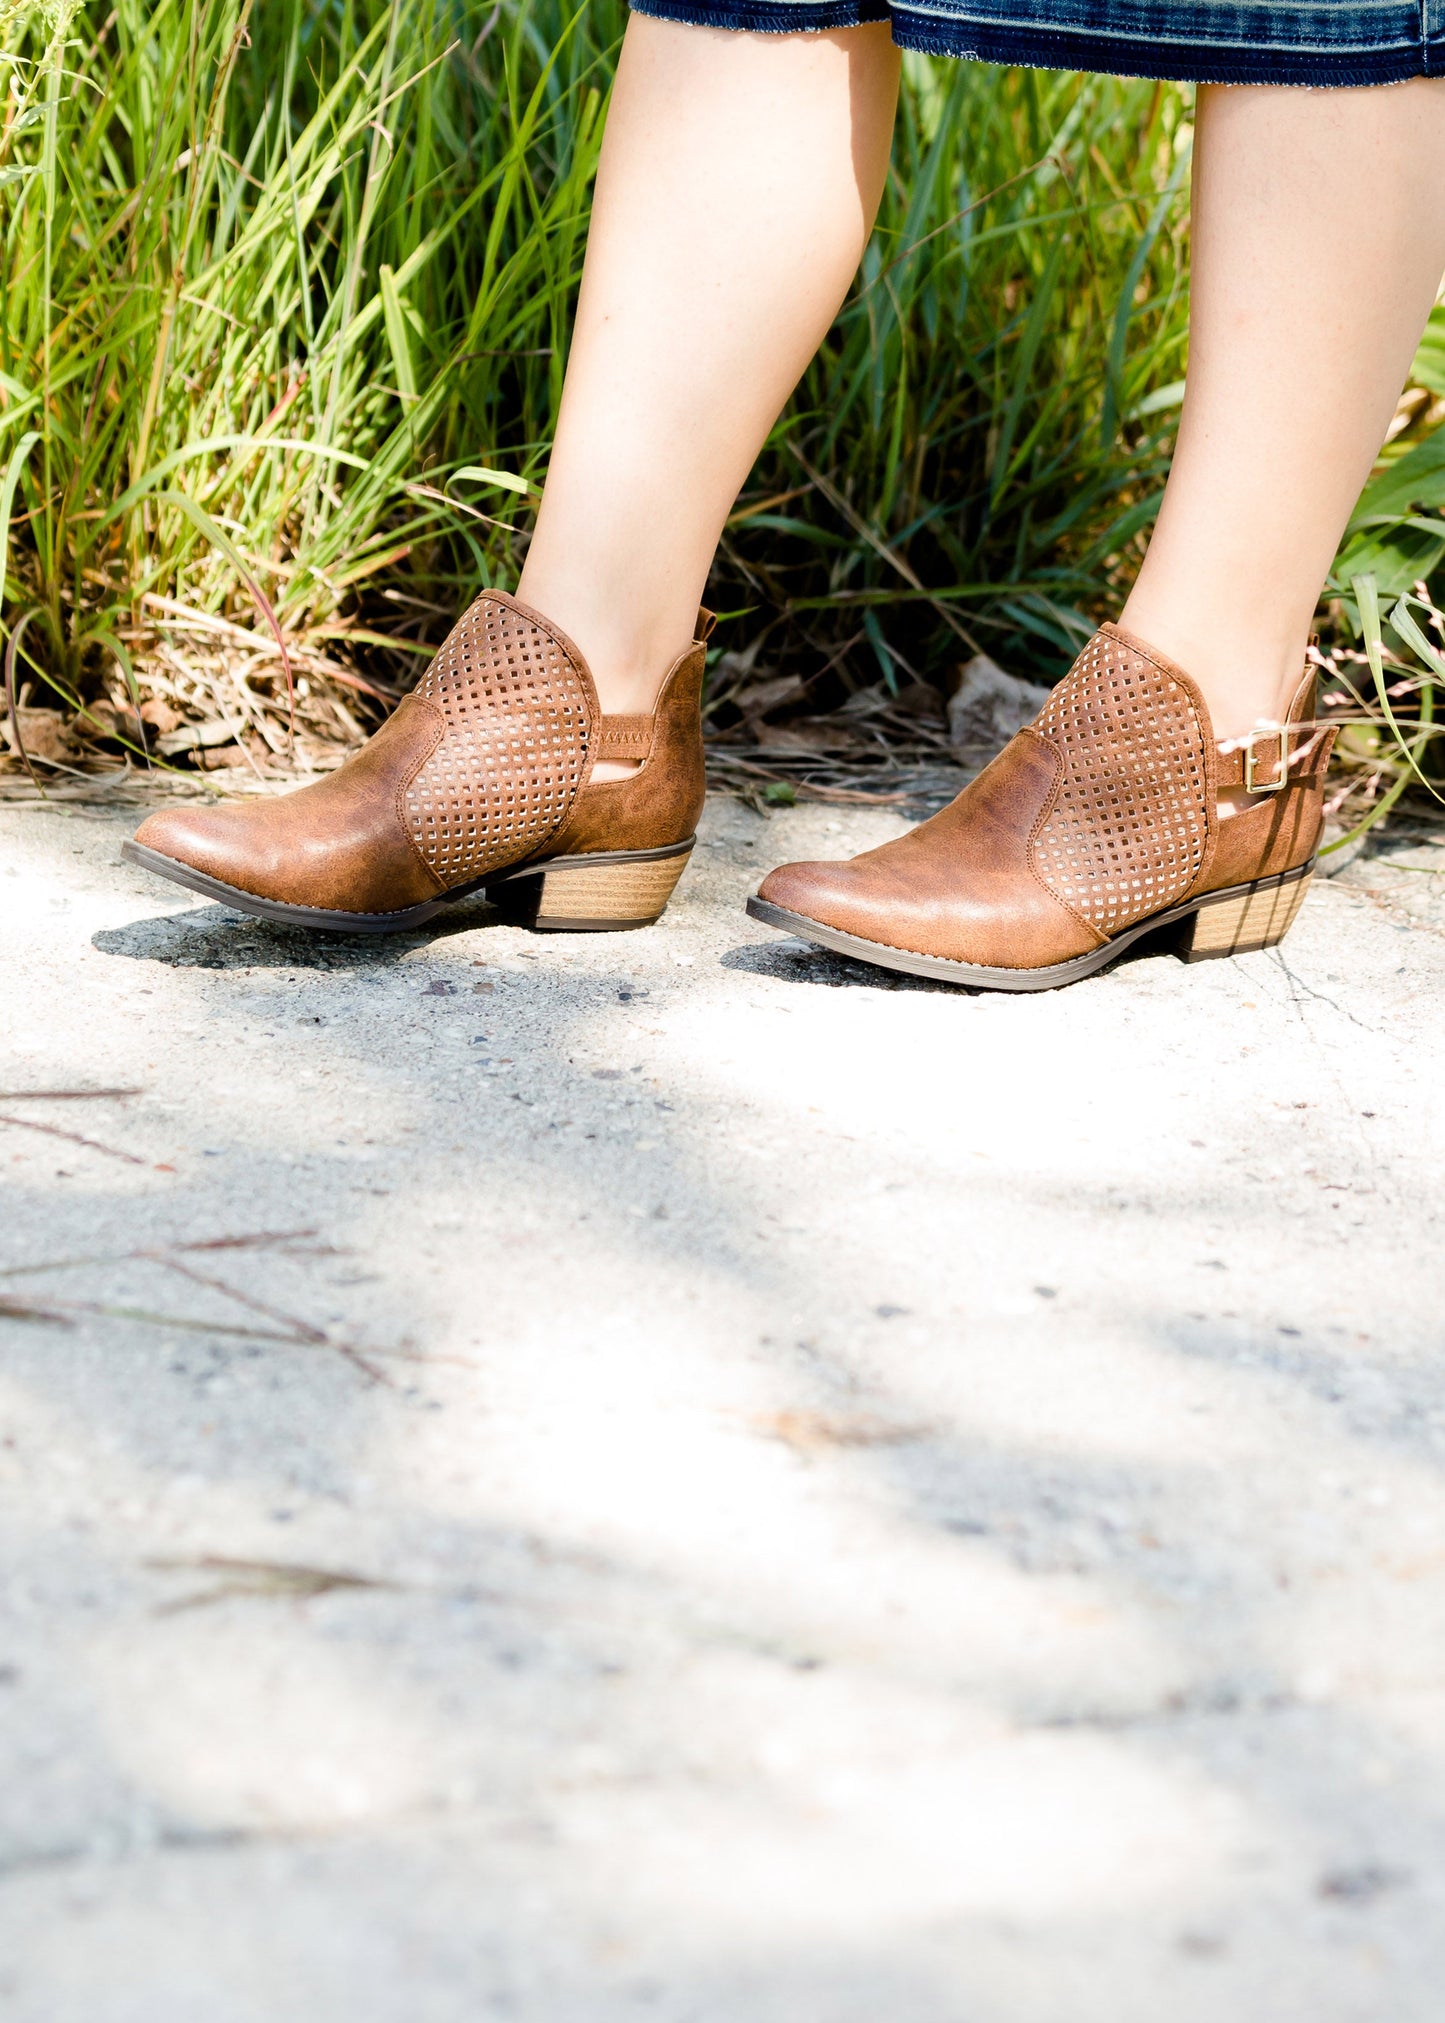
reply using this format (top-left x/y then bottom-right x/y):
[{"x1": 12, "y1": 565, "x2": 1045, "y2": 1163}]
[
  {"x1": 627, "y1": 0, "x2": 1445, "y2": 84},
  {"x1": 628, "y1": 0, "x2": 888, "y2": 30},
  {"x1": 892, "y1": 14, "x2": 1445, "y2": 85}
]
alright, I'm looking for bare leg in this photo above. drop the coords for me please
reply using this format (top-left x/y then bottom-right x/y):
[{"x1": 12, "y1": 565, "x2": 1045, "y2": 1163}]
[
  {"x1": 1122, "y1": 79, "x2": 1445, "y2": 751},
  {"x1": 518, "y1": 15, "x2": 900, "y2": 756}
]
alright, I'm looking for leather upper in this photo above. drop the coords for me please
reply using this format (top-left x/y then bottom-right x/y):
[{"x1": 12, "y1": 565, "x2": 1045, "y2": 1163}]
[
  {"x1": 547, "y1": 638, "x2": 707, "y2": 858},
  {"x1": 757, "y1": 622, "x2": 1336, "y2": 970},
  {"x1": 131, "y1": 591, "x2": 709, "y2": 913},
  {"x1": 760, "y1": 728, "x2": 1103, "y2": 968}
]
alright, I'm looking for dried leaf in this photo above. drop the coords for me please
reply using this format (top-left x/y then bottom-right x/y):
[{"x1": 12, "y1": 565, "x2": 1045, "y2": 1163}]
[
  {"x1": 738, "y1": 672, "x2": 807, "y2": 722},
  {"x1": 749, "y1": 1410, "x2": 934, "y2": 1454},
  {"x1": 948, "y1": 655, "x2": 1050, "y2": 756},
  {"x1": 1, "y1": 707, "x2": 81, "y2": 765},
  {"x1": 147, "y1": 1554, "x2": 392, "y2": 1614},
  {"x1": 156, "y1": 716, "x2": 246, "y2": 755}
]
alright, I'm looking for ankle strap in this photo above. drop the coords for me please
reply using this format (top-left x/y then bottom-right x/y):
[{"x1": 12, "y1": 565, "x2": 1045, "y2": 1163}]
[
  {"x1": 596, "y1": 713, "x2": 653, "y2": 761},
  {"x1": 1215, "y1": 723, "x2": 1331, "y2": 793}
]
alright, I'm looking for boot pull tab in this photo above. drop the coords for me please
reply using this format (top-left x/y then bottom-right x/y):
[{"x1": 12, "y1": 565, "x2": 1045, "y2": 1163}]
[{"x1": 694, "y1": 607, "x2": 718, "y2": 644}]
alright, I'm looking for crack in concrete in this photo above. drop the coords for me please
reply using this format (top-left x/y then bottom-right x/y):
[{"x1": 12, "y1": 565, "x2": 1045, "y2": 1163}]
[{"x1": 1266, "y1": 948, "x2": 1387, "y2": 1037}]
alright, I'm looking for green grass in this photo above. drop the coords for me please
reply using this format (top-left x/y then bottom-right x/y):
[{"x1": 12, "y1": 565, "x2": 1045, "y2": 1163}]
[
  {"x1": 1, "y1": 0, "x2": 610, "y2": 752},
  {"x1": 0, "y1": 0, "x2": 1441, "y2": 806},
  {"x1": 730, "y1": 65, "x2": 1193, "y2": 685}
]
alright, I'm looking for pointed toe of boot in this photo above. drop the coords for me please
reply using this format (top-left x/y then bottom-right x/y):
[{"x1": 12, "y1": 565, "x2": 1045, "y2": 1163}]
[
  {"x1": 127, "y1": 802, "x2": 279, "y2": 909},
  {"x1": 754, "y1": 853, "x2": 960, "y2": 957},
  {"x1": 132, "y1": 804, "x2": 247, "y2": 884},
  {"x1": 123, "y1": 730, "x2": 448, "y2": 924},
  {"x1": 755, "y1": 857, "x2": 856, "y2": 927},
  {"x1": 754, "y1": 858, "x2": 885, "y2": 942}
]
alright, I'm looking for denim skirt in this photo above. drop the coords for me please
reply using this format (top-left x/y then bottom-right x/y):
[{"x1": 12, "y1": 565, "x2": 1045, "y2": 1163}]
[{"x1": 627, "y1": 0, "x2": 1445, "y2": 83}]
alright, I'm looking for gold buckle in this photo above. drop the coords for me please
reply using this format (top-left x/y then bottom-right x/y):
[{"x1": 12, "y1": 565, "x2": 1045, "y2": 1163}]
[{"x1": 1244, "y1": 726, "x2": 1290, "y2": 794}]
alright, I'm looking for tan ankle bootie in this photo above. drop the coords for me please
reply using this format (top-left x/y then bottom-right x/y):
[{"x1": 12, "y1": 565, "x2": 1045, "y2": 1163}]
[
  {"x1": 124, "y1": 591, "x2": 712, "y2": 933},
  {"x1": 749, "y1": 622, "x2": 1335, "y2": 991}
]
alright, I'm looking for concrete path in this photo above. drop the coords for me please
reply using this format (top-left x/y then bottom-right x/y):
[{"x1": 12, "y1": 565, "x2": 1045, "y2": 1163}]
[{"x1": 1, "y1": 791, "x2": 1443, "y2": 2021}]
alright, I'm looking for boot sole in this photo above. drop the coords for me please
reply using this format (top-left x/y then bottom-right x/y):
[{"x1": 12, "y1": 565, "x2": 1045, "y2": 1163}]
[
  {"x1": 120, "y1": 837, "x2": 694, "y2": 937},
  {"x1": 745, "y1": 859, "x2": 1316, "y2": 993}
]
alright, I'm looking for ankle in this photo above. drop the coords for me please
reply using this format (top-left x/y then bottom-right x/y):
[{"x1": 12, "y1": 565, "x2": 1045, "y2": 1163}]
[
  {"x1": 582, "y1": 648, "x2": 677, "y2": 717},
  {"x1": 1196, "y1": 676, "x2": 1304, "y2": 747},
  {"x1": 512, "y1": 571, "x2": 694, "y2": 717}
]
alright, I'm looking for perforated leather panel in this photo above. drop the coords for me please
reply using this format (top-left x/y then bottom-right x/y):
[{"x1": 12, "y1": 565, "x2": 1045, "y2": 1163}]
[
  {"x1": 403, "y1": 594, "x2": 592, "y2": 887},
  {"x1": 1030, "y1": 629, "x2": 1210, "y2": 938}
]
